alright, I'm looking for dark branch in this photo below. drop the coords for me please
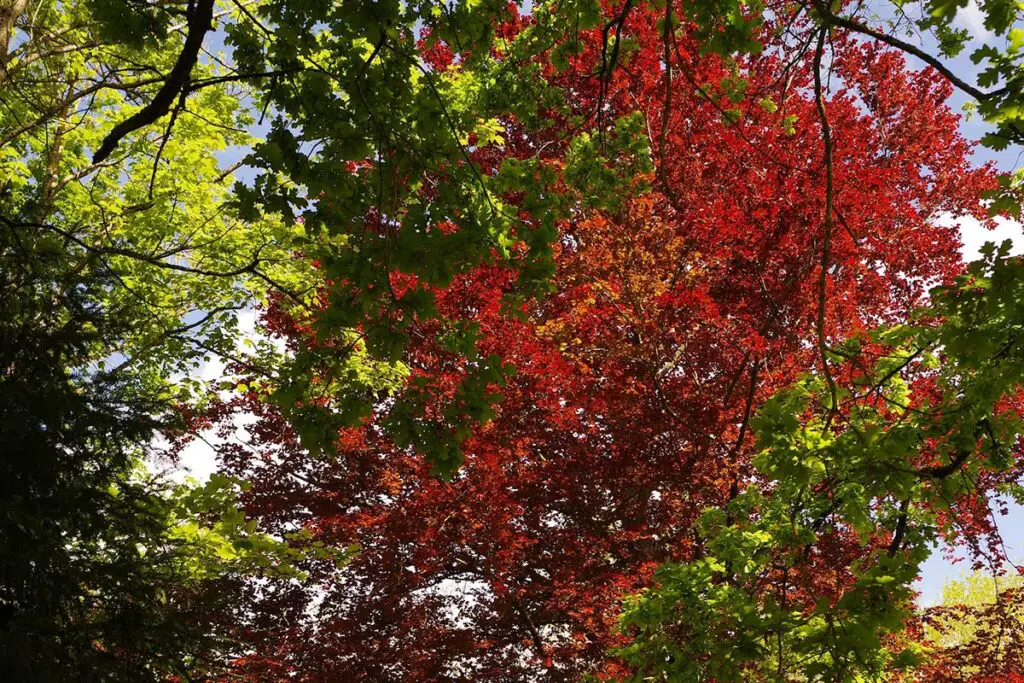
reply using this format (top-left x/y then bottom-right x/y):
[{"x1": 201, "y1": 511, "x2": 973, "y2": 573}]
[
  {"x1": 812, "y1": 27, "x2": 839, "y2": 421},
  {"x1": 810, "y1": 0, "x2": 1009, "y2": 103},
  {"x1": 92, "y1": 0, "x2": 215, "y2": 163},
  {"x1": 887, "y1": 498, "x2": 910, "y2": 557}
]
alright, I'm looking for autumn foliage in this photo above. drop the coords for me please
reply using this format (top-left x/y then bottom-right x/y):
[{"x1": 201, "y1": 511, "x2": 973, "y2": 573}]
[{"x1": 164, "y1": 4, "x2": 1024, "y2": 681}]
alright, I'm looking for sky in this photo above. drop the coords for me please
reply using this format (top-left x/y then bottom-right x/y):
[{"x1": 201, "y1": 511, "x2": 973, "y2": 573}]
[{"x1": 160, "y1": 1, "x2": 1024, "y2": 606}]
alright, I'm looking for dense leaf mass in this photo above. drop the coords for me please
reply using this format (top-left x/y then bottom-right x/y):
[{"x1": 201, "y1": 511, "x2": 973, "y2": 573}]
[
  {"x1": 7, "y1": 0, "x2": 1024, "y2": 679},
  {"x1": 196, "y1": 8, "x2": 1018, "y2": 680}
]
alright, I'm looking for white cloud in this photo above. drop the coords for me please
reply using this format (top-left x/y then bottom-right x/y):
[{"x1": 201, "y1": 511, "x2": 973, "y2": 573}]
[
  {"x1": 150, "y1": 308, "x2": 274, "y2": 483},
  {"x1": 200, "y1": 355, "x2": 227, "y2": 382},
  {"x1": 954, "y1": 1, "x2": 995, "y2": 45},
  {"x1": 938, "y1": 213, "x2": 1024, "y2": 259}
]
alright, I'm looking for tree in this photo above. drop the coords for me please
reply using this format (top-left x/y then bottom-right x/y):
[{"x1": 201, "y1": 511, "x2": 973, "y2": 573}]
[
  {"x1": 915, "y1": 569, "x2": 1024, "y2": 680},
  {"x1": 0, "y1": 213, "x2": 317, "y2": 678},
  {"x1": 0, "y1": 1, "x2": 311, "y2": 677},
  {"x1": 617, "y1": 246, "x2": 1024, "y2": 680},
  {"x1": 6, "y1": 0, "x2": 1024, "y2": 679},
  {"x1": 196, "y1": 4, "x2": 1021, "y2": 679},
  {"x1": 190, "y1": 0, "x2": 1024, "y2": 477}
]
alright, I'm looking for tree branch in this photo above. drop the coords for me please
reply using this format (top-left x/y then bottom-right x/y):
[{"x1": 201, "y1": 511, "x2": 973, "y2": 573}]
[
  {"x1": 810, "y1": 0, "x2": 1009, "y2": 103},
  {"x1": 813, "y1": 27, "x2": 839, "y2": 421},
  {"x1": 92, "y1": 0, "x2": 215, "y2": 163}
]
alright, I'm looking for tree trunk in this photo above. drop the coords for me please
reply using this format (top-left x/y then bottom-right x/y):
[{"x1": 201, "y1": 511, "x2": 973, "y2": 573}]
[{"x1": 0, "y1": 0, "x2": 30, "y2": 86}]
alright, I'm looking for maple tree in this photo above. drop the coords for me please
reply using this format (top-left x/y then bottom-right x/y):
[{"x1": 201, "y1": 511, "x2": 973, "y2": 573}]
[{"x1": 190, "y1": 4, "x2": 1024, "y2": 680}]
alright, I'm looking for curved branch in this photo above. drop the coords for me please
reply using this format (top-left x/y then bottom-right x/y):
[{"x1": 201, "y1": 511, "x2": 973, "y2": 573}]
[
  {"x1": 596, "y1": 0, "x2": 634, "y2": 149},
  {"x1": 810, "y1": 0, "x2": 1008, "y2": 103},
  {"x1": 887, "y1": 498, "x2": 910, "y2": 557},
  {"x1": 0, "y1": 0, "x2": 29, "y2": 85},
  {"x1": 92, "y1": 0, "x2": 215, "y2": 163}
]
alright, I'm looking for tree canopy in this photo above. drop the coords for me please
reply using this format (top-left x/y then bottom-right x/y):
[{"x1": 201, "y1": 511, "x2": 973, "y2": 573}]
[{"x1": 3, "y1": 0, "x2": 1024, "y2": 680}]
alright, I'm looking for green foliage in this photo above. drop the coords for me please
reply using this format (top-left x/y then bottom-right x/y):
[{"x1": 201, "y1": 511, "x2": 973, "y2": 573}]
[
  {"x1": 221, "y1": 0, "x2": 566, "y2": 472},
  {"x1": 564, "y1": 112, "x2": 654, "y2": 213},
  {"x1": 0, "y1": 1, "x2": 320, "y2": 676},
  {"x1": 0, "y1": 3, "x2": 310, "y2": 399},
  {"x1": 617, "y1": 247, "x2": 1024, "y2": 681},
  {"x1": 0, "y1": 223, "x2": 310, "y2": 679}
]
